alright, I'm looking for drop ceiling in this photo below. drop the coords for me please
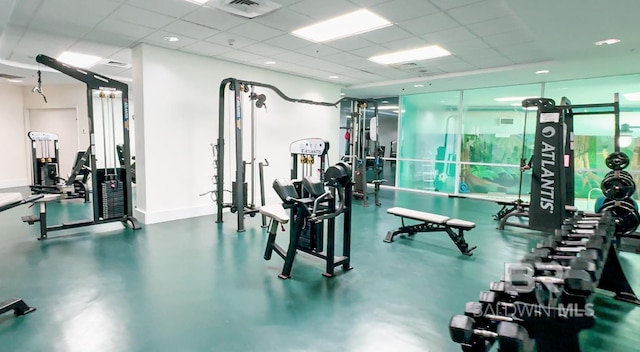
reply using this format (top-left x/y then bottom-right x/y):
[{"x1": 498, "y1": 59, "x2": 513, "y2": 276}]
[{"x1": 1, "y1": 0, "x2": 639, "y2": 97}]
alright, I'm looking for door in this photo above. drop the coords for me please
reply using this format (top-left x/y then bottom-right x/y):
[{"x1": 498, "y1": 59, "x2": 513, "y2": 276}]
[{"x1": 29, "y1": 108, "x2": 79, "y2": 181}]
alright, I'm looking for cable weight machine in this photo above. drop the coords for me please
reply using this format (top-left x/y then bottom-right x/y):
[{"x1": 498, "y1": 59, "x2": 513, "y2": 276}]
[
  {"x1": 21, "y1": 54, "x2": 140, "y2": 239},
  {"x1": 216, "y1": 78, "x2": 339, "y2": 232}
]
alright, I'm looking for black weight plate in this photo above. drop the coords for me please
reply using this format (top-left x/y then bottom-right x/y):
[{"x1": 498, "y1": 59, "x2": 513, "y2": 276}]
[
  {"x1": 605, "y1": 152, "x2": 630, "y2": 171},
  {"x1": 601, "y1": 175, "x2": 636, "y2": 200},
  {"x1": 599, "y1": 199, "x2": 640, "y2": 236}
]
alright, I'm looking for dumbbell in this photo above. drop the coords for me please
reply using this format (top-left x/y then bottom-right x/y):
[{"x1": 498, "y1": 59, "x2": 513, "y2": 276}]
[
  {"x1": 542, "y1": 235, "x2": 607, "y2": 253},
  {"x1": 521, "y1": 256, "x2": 598, "y2": 282},
  {"x1": 559, "y1": 225, "x2": 612, "y2": 239},
  {"x1": 533, "y1": 240, "x2": 604, "y2": 261},
  {"x1": 508, "y1": 264, "x2": 595, "y2": 298},
  {"x1": 449, "y1": 315, "x2": 532, "y2": 352}
]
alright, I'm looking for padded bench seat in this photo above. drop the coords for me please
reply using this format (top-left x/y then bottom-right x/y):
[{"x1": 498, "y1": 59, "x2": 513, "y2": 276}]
[
  {"x1": 259, "y1": 204, "x2": 290, "y2": 224},
  {"x1": 0, "y1": 193, "x2": 23, "y2": 208},
  {"x1": 385, "y1": 207, "x2": 477, "y2": 255}
]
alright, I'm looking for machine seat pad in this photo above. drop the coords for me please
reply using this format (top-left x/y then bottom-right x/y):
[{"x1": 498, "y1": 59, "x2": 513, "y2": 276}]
[
  {"x1": 260, "y1": 204, "x2": 290, "y2": 224},
  {"x1": 0, "y1": 193, "x2": 23, "y2": 208},
  {"x1": 387, "y1": 207, "x2": 450, "y2": 224},
  {"x1": 446, "y1": 219, "x2": 476, "y2": 229}
]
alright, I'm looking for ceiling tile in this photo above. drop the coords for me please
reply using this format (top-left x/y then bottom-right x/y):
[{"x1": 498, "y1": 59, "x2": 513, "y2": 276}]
[
  {"x1": 226, "y1": 21, "x2": 285, "y2": 41},
  {"x1": 85, "y1": 19, "x2": 155, "y2": 47},
  {"x1": 253, "y1": 8, "x2": 313, "y2": 32},
  {"x1": 242, "y1": 43, "x2": 288, "y2": 57},
  {"x1": 445, "y1": 38, "x2": 491, "y2": 54},
  {"x1": 398, "y1": 12, "x2": 459, "y2": 36},
  {"x1": 205, "y1": 33, "x2": 257, "y2": 49},
  {"x1": 349, "y1": 45, "x2": 393, "y2": 59},
  {"x1": 106, "y1": 48, "x2": 133, "y2": 63},
  {"x1": 180, "y1": 41, "x2": 233, "y2": 57},
  {"x1": 446, "y1": 0, "x2": 507, "y2": 25},
  {"x1": 297, "y1": 58, "x2": 345, "y2": 73},
  {"x1": 359, "y1": 26, "x2": 413, "y2": 44},
  {"x1": 143, "y1": 31, "x2": 199, "y2": 49},
  {"x1": 272, "y1": 51, "x2": 315, "y2": 64},
  {"x1": 68, "y1": 40, "x2": 123, "y2": 59},
  {"x1": 347, "y1": 0, "x2": 389, "y2": 6},
  {"x1": 323, "y1": 52, "x2": 363, "y2": 64},
  {"x1": 294, "y1": 44, "x2": 342, "y2": 58},
  {"x1": 162, "y1": 20, "x2": 220, "y2": 40},
  {"x1": 434, "y1": 61, "x2": 478, "y2": 73},
  {"x1": 109, "y1": 5, "x2": 176, "y2": 29},
  {"x1": 423, "y1": 27, "x2": 477, "y2": 46},
  {"x1": 325, "y1": 36, "x2": 376, "y2": 51},
  {"x1": 471, "y1": 56, "x2": 515, "y2": 69},
  {"x1": 371, "y1": 0, "x2": 439, "y2": 22},
  {"x1": 466, "y1": 17, "x2": 524, "y2": 37},
  {"x1": 380, "y1": 37, "x2": 430, "y2": 51},
  {"x1": 430, "y1": 0, "x2": 484, "y2": 10},
  {"x1": 126, "y1": 0, "x2": 198, "y2": 18},
  {"x1": 288, "y1": 0, "x2": 360, "y2": 21},
  {"x1": 182, "y1": 6, "x2": 247, "y2": 31},
  {"x1": 33, "y1": 0, "x2": 121, "y2": 30},
  {"x1": 217, "y1": 50, "x2": 265, "y2": 62},
  {"x1": 483, "y1": 30, "x2": 535, "y2": 47},
  {"x1": 264, "y1": 34, "x2": 312, "y2": 50}
]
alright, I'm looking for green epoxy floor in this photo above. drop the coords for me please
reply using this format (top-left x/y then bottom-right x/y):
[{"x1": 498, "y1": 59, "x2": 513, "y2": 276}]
[{"x1": 1, "y1": 189, "x2": 640, "y2": 352}]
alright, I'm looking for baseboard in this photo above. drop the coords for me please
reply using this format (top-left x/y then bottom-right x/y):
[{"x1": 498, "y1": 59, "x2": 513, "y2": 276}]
[
  {"x1": 0, "y1": 178, "x2": 29, "y2": 190},
  {"x1": 134, "y1": 204, "x2": 216, "y2": 224}
]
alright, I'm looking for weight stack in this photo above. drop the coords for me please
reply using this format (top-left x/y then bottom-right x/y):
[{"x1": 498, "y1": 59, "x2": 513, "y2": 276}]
[{"x1": 101, "y1": 180, "x2": 125, "y2": 219}]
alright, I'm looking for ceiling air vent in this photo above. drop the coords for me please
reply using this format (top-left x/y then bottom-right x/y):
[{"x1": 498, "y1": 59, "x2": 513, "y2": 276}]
[
  {"x1": 98, "y1": 59, "x2": 132, "y2": 69},
  {"x1": 211, "y1": 0, "x2": 282, "y2": 19}
]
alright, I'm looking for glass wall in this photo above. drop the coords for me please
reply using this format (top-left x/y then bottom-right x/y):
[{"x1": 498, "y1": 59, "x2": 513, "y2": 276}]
[
  {"x1": 398, "y1": 91, "x2": 460, "y2": 193},
  {"x1": 391, "y1": 73, "x2": 640, "y2": 209},
  {"x1": 460, "y1": 84, "x2": 542, "y2": 199}
]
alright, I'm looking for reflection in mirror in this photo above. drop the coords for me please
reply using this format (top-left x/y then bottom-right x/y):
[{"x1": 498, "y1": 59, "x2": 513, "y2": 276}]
[{"x1": 339, "y1": 97, "x2": 399, "y2": 187}]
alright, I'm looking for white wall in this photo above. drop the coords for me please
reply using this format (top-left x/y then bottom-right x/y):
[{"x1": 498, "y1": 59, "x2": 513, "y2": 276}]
[
  {"x1": 133, "y1": 44, "x2": 343, "y2": 224},
  {"x1": 0, "y1": 84, "x2": 28, "y2": 188}
]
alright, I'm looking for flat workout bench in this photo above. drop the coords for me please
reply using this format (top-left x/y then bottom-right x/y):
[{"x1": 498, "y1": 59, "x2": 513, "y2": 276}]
[{"x1": 384, "y1": 207, "x2": 477, "y2": 256}]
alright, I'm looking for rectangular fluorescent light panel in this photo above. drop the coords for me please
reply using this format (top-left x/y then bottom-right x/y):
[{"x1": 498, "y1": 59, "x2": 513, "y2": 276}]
[
  {"x1": 185, "y1": 0, "x2": 209, "y2": 4},
  {"x1": 623, "y1": 92, "x2": 640, "y2": 101},
  {"x1": 369, "y1": 45, "x2": 451, "y2": 65},
  {"x1": 378, "y1": 105, "x2": 399, "y2": 110},
  {"x1": 292, "y1": 9, "x2": 391, "y2": 43},
  {"x1": 57, "y1": 51, "x2": 102, "y2": 68}
]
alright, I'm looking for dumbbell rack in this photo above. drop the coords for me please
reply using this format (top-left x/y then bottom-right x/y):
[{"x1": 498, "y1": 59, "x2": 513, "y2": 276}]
[{"x1": 449, "y1": 212, "x2": 640, "y2": 352}]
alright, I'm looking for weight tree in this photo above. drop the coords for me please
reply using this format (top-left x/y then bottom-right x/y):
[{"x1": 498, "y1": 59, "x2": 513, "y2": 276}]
[{"x1": 21, "y1": 54, "x2": 140, "y2": 239}]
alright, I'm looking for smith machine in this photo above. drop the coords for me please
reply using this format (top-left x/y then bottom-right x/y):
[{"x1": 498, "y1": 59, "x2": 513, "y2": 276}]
[
  {"x1": 216, "y1": 78, "x2": 341, "y2": 232},
  {"x1": 21, "y1": 54, "x2": 140, "y2": 239}
]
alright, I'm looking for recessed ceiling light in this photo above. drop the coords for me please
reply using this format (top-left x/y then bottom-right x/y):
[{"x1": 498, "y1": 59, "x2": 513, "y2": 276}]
[
  {"x1": 623, "y1": 92, "x2": 640, "y2": 101},
  {"x1": 594, "y1": 38, "x2": 621, "y2": 46},
  {"x1": 369, "y1": 45, "x2": 451, "y2": 65},
  {"x1": 535, "y1": 70, "x2": 550, "y2": 74},
  {"x1": 292, "y1": 9, "x2": 391, "y2": 43},
  {"x1": 7, "y1": 78, "x2": 23, "y2": 83},
  {"x1": 494, "y1": 96, "x2": 535, "y2": 102},
  {"x1": 381, "y1": 100, "x2": 389, "y2": 103},
  {"x1": 185, "y1": 0, "x2": 209, "y2": 4},
  {"x1": 378, "y1": 105, "x2": 399, "y2": 110},
  {"x1": 264, "y1": 61, "x2": 276, "y2": 65},
  {"x1": 414, "y1": 84, "x2": 424, "y2": 87},
  {"x1": 163, "y1": 36, "x2": 180, "y2": 42},
  {"x1": 340, "y1": 93, "x2": 346, "y2": 96},
  {"x1": 329, "y1": 75, "x2": 339, "y2": 79},
  {"x1": 57, "y1": 51, "x2": 102, "y2": 68}
]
